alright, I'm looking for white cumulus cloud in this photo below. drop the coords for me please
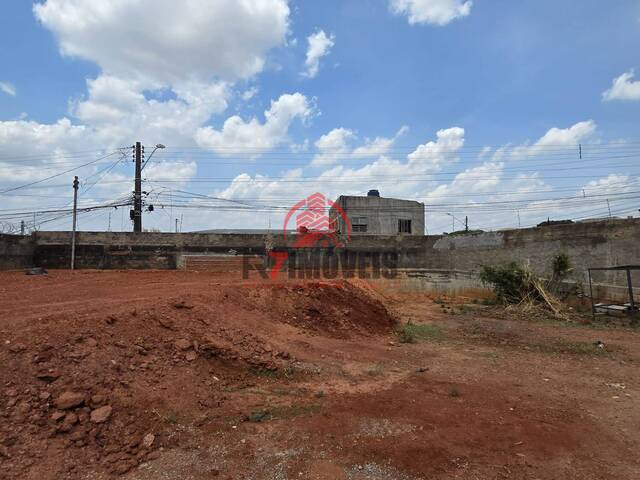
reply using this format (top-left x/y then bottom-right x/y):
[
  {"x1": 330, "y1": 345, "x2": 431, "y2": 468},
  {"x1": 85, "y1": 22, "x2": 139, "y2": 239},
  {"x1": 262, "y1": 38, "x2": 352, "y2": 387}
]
[
  {"x1": 1, "y1": 0, "x2": 294, "y2": 200},
  {"x1": 506, "y1": 121, "x2": 597, "y2": 160},
  {"x1": 312, "y1": 126, "x2": 408, "y2": 166},
  {"x1": 303, "y1": 30, "x2": 335, "y2": 78},
  {"x1": 34, "y1": 0, "x2": 290, "y2": 83},
  {"x1": 602, "y1": 70, "x2": 640, "y2": 102},
  {"x1": 390, "y1": 0, "x2": 472, "y2": 26},
  {"x1": 195, "y1": 93, "x2": 312, "y2": 156}
]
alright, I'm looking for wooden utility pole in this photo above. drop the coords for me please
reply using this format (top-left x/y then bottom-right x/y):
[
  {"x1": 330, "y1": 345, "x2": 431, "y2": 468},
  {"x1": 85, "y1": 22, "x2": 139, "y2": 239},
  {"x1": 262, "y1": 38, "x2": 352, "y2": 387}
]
[
  {"x1": 133, "y1": 142, "x2": 143, "y2": 233},
  {"x1": 71, "y1": 176, "x2": 79, "y2": 270}
]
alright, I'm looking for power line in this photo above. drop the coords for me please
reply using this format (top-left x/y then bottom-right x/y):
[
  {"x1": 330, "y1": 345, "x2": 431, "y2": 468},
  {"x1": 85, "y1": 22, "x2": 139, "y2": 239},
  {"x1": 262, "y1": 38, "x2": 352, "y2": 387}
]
[{"x1": 0, "y1": 151, "x2": 119, "y2": 195}]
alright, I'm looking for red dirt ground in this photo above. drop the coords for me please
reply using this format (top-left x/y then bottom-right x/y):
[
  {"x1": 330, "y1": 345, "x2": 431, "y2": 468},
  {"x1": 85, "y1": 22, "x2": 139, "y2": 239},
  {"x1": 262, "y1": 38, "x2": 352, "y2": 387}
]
[{"x1": 1, "y1": 270, "x2": 639, "y2": 479}]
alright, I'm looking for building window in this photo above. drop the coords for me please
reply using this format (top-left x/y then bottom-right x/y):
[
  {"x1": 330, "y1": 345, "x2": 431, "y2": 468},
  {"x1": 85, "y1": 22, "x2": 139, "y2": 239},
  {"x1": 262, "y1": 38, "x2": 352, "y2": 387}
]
[
  {"x1": 398, "y1": 219, "x2": 412, "y2": 234},
  {"x1": 352, "y1": 217, "x2": 368, "y2": 233}
]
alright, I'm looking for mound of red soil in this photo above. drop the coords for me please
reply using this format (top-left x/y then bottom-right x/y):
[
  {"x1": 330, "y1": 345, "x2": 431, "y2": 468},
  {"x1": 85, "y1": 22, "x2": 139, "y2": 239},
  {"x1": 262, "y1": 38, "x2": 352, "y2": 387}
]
[
  {"x1": 242, "y1": 280, "x2": 397, "y2": 338},
  {"x1": 0, "y1": 277, "x2": 394, "y2": 479}
]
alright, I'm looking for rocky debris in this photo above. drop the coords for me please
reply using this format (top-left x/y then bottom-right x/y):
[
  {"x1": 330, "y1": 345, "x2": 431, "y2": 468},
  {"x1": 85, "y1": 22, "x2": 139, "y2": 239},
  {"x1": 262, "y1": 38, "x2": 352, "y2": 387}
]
[
  {"x1": 0, "y1": 279, "x2": 393, "y2": 479},
  {"x1": 7, "y1": 342, "x2": 27, "y2": 353},
  {"x1": 35, "y1": 369, "x2": 60, "y2": 383},
  {"x1": 142, "y1": 433, "x2": 155, "y2": 448},
  {"x1": 158, "y1": 317, "x2": 176, "y2": 330},
  {"x1": 51, "y1": 411, "x2": 65, "y2": 422},
  {"x1": 185, "y1": 351, "x2": 198, "y2": 362},
  {"x1": 90, "y1": 405, "x2": 113, "y2": 424},
  {"x1": 175, "y1": 338, "x2": 192, "y2": 351},
  {"x1": 172, "y1": 300, "x2": 194, "y2": 310},
  {"x1": 57, "y1": 413, "x2": 79, "y2": 433},
  {"x1": 55, "y1": 391, "x2": 85, "y2": 410}
]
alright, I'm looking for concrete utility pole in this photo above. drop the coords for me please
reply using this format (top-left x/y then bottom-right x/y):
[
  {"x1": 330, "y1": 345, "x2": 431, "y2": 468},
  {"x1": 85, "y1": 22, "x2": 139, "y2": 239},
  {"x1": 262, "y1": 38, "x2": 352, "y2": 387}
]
[
  {"x1": 20, "y1": 220, "x2": 25, "y2": 235},
  {"x1": 133, "y1": 142, "x2": 143, "y2": 233},
  {"x1": 71, "y1": 176, "x2": 79, "y2": 270},
  {"x1": 465, "y1": 216, "x2": 468, "y2": 232}
]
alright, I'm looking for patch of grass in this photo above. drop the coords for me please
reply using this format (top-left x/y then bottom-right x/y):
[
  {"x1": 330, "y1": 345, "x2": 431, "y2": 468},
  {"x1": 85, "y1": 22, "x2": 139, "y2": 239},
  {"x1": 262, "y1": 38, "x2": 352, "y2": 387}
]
[
  {"x1": 528, "y1": 339, "x2": 608, "y2": 356},
  {"x1": 247, "y1": 403, "x2": 321, "y2": 423},
  {"x1": 481, "y1": 297, "x2": 499, "y2": 306},
  {"x1": 250, "y1": 365, "x2": 296, "y2": 379},
  {"x1": 365, "y1": 363, "x2": 384, "y2": 376},
  {"x1": 397, "y1": 322, "x2": 444, "y2": 344},
  {"x1": 250, "y1": 367, "x2": 279, "y2": 378}
]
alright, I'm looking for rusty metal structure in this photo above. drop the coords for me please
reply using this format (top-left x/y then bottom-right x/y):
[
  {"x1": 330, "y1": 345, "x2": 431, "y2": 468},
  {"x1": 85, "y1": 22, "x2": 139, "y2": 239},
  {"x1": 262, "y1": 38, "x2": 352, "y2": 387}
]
[{"x1": 588, "y1": 265, "x2": 639, "y2": 323}]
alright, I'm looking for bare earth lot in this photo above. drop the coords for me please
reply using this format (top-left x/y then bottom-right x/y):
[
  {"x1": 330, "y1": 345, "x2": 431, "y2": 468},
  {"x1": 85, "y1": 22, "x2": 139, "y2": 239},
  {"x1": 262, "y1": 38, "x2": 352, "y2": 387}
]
[{"x1": 0, "y1": 270, "x2": 639, "y2": 479}]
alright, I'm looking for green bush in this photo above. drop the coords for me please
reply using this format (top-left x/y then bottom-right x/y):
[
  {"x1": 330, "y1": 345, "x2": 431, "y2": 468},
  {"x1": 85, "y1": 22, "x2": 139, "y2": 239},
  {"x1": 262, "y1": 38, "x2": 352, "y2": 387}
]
[
  {"x1": 478, "y1": 262, "x2": 534, "y2": 303},
  {"x1": 552, "y1": 253, "x2": 571, "y2": 277}
]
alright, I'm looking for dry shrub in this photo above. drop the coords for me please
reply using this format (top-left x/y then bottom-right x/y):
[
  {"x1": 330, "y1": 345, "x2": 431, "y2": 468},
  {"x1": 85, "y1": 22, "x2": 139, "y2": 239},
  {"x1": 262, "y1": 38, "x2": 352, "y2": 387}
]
[{"x1": 479, "y1": 259, "x2": 568, "y2": 320}]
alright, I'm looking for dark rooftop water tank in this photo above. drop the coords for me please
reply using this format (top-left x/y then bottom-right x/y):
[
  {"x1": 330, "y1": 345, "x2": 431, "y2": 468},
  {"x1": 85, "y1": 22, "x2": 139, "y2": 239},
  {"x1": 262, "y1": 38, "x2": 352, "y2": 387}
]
[{"x1": 367, "y1": 189, "x2": 380, "y2": 197}]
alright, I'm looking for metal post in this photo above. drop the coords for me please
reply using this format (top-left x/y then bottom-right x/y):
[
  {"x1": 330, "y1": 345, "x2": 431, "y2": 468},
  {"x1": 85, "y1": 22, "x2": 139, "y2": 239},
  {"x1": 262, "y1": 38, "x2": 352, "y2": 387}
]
[
  {"x1": 71, "y1": 176, "x2": 79, "y2": 270},
  {"x1": 133, "y1": 142, "x2": 143, "y2": 233},
  {"x1": 588, "y1": 269, "x2": 595, "y2": 322},
  {"x1": 627, "y1": 268, "x2": 636, "y2": 322}
]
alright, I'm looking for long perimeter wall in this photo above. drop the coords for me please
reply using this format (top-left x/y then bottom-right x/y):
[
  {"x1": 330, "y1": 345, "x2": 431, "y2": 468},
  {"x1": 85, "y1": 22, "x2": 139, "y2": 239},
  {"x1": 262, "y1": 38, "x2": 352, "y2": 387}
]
[{"x1": 1, "y1": 218, "x2": 639, "y2": 288}]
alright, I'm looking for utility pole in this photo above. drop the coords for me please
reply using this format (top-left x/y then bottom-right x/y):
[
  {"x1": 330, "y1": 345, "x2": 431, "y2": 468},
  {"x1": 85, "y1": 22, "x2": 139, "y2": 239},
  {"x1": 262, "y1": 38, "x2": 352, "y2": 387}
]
[
  {"x1": 133, "y1": 142, "x2": 143, "y2": 233},
  {"x1": 517, "y1": 210, "x2": 521, "y2": 228},
  {"x1": 465, "y1": 215, "x2": 468, "y2": 232},
  {"x1": 175, "y1": 218, "x2": 179, "y2": 233},
  {"x1": 20, "y1": 220, "x2": 25, "y2": 235},
  {"x1": 71, "y1": 175, "x2": 79, "y2": 270}
]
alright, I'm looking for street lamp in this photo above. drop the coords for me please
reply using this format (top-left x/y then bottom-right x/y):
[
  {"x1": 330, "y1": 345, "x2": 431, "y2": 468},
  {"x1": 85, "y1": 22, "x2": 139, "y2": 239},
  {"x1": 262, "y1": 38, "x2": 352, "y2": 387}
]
[{"x1": 141, "y1": 143, "x2": 166, "y2": 171}]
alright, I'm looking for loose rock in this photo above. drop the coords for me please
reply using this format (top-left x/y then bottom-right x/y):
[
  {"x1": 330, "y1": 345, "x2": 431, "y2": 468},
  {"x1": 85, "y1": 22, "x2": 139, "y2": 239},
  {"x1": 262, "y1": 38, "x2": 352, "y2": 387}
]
[
  {"x1": 141, "y1": 433, "x2": 155, "y2": 448},
  {"x1": 90, "y1": 405, "x2": 113, "y2": 424},
  {"x1": 55, "y1": 391, "x2": 85, "y2": 410}
]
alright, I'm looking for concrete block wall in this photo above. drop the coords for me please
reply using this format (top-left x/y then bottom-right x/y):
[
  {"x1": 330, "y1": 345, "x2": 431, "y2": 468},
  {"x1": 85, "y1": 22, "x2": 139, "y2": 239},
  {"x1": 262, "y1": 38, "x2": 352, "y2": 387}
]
[
  {"x1": 0, "y1": 234, "x2": 35, "y2": 269},
  {"x1": 0, "y1": 219, "x2": 638, "y2": 292},
  {"x1": 433, "y1": 219, "x2": 640, "y2": 288}
]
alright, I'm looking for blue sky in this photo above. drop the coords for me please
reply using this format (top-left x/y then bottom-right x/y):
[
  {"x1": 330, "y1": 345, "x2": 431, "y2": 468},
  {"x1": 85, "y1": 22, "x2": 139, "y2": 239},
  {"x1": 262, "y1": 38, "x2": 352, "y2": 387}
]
[{"x1": 0, "y1": 0, "x2": 639, "y2": 234}]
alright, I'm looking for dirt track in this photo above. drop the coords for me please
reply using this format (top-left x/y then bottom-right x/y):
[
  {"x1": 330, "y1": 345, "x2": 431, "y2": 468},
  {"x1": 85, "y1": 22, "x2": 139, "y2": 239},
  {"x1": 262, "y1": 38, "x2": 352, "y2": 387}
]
[{"x1": 1, "y1": 270, "x2": 639, "y2": 479}]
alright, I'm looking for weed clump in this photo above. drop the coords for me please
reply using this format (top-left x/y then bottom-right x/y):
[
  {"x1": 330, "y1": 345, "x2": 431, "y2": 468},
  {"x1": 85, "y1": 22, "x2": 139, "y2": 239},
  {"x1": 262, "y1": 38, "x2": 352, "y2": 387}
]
[
  {"x1": 479, "y1": 262, "x2": 534, "y2": 304},
  {"x1": 478, "y1": 256, "x2": 571, "y2": 319},
  {"x1": 397, "y1": 322, "x2": 444, "y2": 343}
]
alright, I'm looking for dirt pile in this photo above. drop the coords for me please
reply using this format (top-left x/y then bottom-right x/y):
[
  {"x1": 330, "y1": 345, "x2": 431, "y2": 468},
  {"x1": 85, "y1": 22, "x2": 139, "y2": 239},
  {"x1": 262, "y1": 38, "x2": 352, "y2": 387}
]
[
  {"x1": 0, "y1": 278, "x2": 394, "y2": 479},
  {"x1": 243, "y1": 280, "x2": 397, "y2": 337}
]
